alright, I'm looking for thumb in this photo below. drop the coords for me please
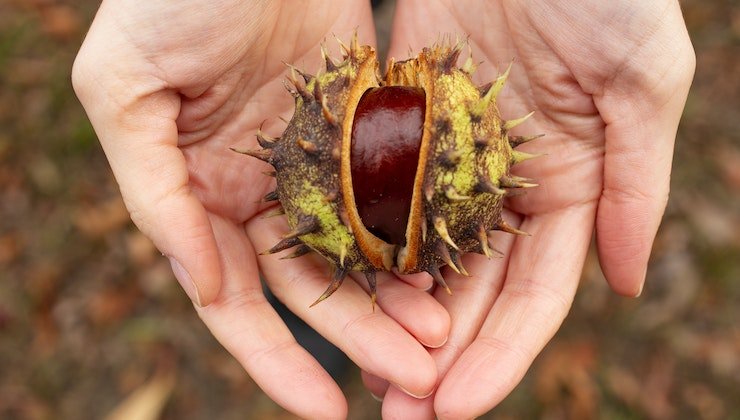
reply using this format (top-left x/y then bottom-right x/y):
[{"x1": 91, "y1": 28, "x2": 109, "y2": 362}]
[
  {"x1": 72, "y1": 58, "x2": 222, "y2": 307},
  {"x1": 593, "y1": 5, "x2": 695, "y2": 297}
]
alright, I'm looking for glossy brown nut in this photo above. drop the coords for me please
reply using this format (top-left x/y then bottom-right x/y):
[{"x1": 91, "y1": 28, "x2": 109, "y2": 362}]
[{"x1": 350, "y1": 86, "x2": 425, "y2": 246}]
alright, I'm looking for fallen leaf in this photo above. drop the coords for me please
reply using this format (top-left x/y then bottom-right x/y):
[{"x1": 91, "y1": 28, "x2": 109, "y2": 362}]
[
  {"x1": 74, "y1": 196, "x2": 130, "y2": 238},
  {"x1": 634, "y1": 252, "x2": 699, "y2": 330},
  {"x1": 87, "y1": 285, "x2": 140, "y2": 327},
  {"x1": 715, "y1": 146, "x2": 740, "y2": 192},
  {"x1": 105, "y1": 372, "x2": 176, "y2": 420},
  {"x1": 126, "y1": 231, "x2": 157, "y2": 267},
  {"x1": 605, "y1": 366, "x2": 641, "y2": 409},
  {"x1": 683, "y1": 383, "x2": 725, "y2": 420},
  {"x1": 535, "y1": 340, "x2": 599, "y2": 419},
  {"x1": 39, "y1": 5, "x2": 82, "y2": 40},
  {"x1": 640, "y1": 355, "x2": 676, "y2": 420},
  {"x1": 28, "y1": 155, "x2": 61, "y2": 194},
  {"x1": 682, "y1": 196, "x2": 740, "y2": 248},
  {"x1": 0, "y1": 305, "x2": 12, "y2": 331},
  {"x1": 138, "y1": 260, "x2": 175, "y2": 299},
  {"x1": 0, "y1": 232, "x2": 22, "y2": 265}
]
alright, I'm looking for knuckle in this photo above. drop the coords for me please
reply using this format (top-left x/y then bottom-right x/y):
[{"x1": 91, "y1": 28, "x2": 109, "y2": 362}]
[
  {"x1": 477, "y1": 336, "x2": 531, "y2": 364},
  {"x1": 341, "y1": 312, "x2": 376, "y2": 342},
  {"x1": 500, "y1": 277, "x2": 573, "y2": 321},
  {"x1": 604, "y1": 182, "x2": 670, "y2": 213}
]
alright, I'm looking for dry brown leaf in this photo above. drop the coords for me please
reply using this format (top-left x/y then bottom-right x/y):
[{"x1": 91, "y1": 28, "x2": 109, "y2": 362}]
[
  {"x1": 634, "y1": 253, "x2": 699, "y2": 330},
  {"x1": 640, "y1": 355, "x2": 676, "y2": 420},
  {"x1": 39, "y1": 5, "x2": 81, "y2": 40},
  {"x1": 74, "y1": 196, "x2": 130, "y2": 238},
  {"x1": 535, "y1": 340, "x2": 599, "y2": 419},
  {"x1": 683, "y1": 383, "x2": 726, "y2": 420},
  {"x1": 26, "y1": 260, "x2": 62, "y2": 354},
  {"x1": 138, "y1": 260, "x2": 175, "y2": 298},
  {"x1": 681, "y1": 196, "x2": 740, "y2": 248},
  {"x1": 0, "y1": 232, "x2": 22, "y2": 265},
  {"x1": 126, "y1": 231, "x2": 157, "y2": 267},
  {"x1": 28, "y1": 155, "x2": 61, "y2": 194},
  {"x1": 715, "y1": 144, "x2": 740, "y2": 192},
  {"x1": 105, "y1": 372, "x2": 176, "y2": 420},
  {"x1": 87, "y1": 285, "x2": 140, "y2": 327},
  {"x1": 605, "y1": 366, "x2": 641, "y2": 409}
]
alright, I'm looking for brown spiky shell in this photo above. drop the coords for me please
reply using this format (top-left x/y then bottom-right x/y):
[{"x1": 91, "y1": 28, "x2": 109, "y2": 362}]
[{"x1": 234, "y1": 37, "x2": 541, "y2": 306}]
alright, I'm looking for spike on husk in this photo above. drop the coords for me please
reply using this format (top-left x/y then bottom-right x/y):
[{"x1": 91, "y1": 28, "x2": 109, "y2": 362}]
[
  {"x1": 477, "y1": 224, "x2": 493, "y2": 258},
  {"x1": 283, "y1": 215, "x2": 320, "y2": 239},
  {"x1": 262, "y1": 190, "x2": 279, "y2": 202},
  {"x1": 261, "y1": 236, "x2": 302, "y2": 255},
  {"x1": 494, "y1": 219, "x2": 530, "y2": 236},
  {"x1": 310, "y1": 266, "x2": 349, "y2": 307},
  {"x1": 476, "y1": 176, "x2": 507, "y2": 196},
  {"x1": 511, "y1": 150, "x2": 544, "y2": 165},
  {"x1": 434, "y1": 216, "x2": 459, "y2": 251},
  {"x1": 435, "y1": 241, "x2": 461, "y2": 275},
  {"x1": 280, "y1": 244, "x2": 312, "y2": 259},
  {"x1": 256, "y1": 128, "x2": 278, "y2": 149},
  {"x1": 509, "y1": 133, "x2": 545, "y2": 148},
  {"x1": 321, "y1": 43, "x2": 338, "y2": 72},
  {"x1": 504, "y1": 111, "x2": 535, "y2": 131},
  {"x1": 449, "y1": 249, "x2": 470, "y2": 277},
  {"x1": 499, "y1": 175, "x2": 538, "y2": 189},
  {"x1": 297, "y1": 137, "x2": 318, "y2": 154},
  {"x1": 230, "y1": 147, "x2": 273, "y2": 163},
  {"x1": 260, "y1": 207, "x2": 285, "y2": 219},
  {"x1": 427, "y1": 265, "x2": 452, "y2": 295},
  {"x1": 364, "y1": 271, "x2": 377, "y2": 310}
]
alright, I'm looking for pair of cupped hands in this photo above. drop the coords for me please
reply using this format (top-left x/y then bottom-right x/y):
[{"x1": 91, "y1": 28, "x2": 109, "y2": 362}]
[{"x1": 73, "y1": 0, "x2": 694, "y2": 418}]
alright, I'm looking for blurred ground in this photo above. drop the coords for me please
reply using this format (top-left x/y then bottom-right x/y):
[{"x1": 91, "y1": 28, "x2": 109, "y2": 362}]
[{"x1": 0, "y1": 0, "x2": 738, "y2": 419}]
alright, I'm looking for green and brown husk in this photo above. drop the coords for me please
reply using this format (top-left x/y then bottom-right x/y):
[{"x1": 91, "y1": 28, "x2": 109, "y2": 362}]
[{"x1": 234, "y1": 35, "x2": 542, "y2": 306}]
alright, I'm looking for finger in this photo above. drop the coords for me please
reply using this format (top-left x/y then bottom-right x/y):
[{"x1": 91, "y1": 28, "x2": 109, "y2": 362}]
[
  {"x1": 351, "y1": 270, "x2": 450, "y2": 348},
  {"x1": 247, "y1": 216, "x2": 438, "y2": 399},
  {"x1": 72, "y1": 46, "x2": 220, "y2": 306},
  {"x1": 395, "y1": 271, "x2": 434, "y2": 290},
  {"x1": 196, "y1": 215, "x2": 346, "y2": 419},
  {"x1": 380, "y1": 216, "x2": 519, "y2": 419},
  {"x1": 434, "y1": 204, "x2": 595, "y2": 419},
  {"x1": 594, "y1": 5, "x2": 695, "y2": 297},
  {"x1": 361, "y1": 370, "x2": 389, "y2": 401},
  {"x1": 387, "y1": 0, "x2": 460, "y2": 60}
]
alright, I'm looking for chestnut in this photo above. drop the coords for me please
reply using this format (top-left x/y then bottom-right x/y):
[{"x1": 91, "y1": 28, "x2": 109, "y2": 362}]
[{"x1": 234, "y1": 36, "x2": 541, "y2": 305}]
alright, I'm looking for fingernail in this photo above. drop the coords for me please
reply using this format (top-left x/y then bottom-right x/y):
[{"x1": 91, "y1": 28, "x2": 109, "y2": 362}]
[
  {"x1": 394, "y1": 383, "x2": 434, "y2": 399},
  {"x1": 169, "y1": 257, "x2": 202, "y2": 306},
  {"x1": 421, "y1": 335, "x2": 448, "y2": 349},
  {"x1": 370, "y1": 392, "x2": 384, "y2": 402},
  {"x1": 635, "y1": 266, "x2": 648, "y2": 298},
  {"x1": 635, "y1": 282, "x2": 644, "y2": 298}
]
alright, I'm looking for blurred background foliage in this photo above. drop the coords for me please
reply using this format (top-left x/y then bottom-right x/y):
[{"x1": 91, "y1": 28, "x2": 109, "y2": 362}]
[{"x1": 0, "y1": 0, "x2": 738, "y2": 419}]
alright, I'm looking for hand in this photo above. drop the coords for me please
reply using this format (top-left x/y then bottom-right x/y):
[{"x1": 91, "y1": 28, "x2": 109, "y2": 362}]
[
  {"x1": 72, "y1": 1, "x2": 450, "y2": 417},
  {"x1": 363, "y1": 0, "x2": 695, "y2": 418}
]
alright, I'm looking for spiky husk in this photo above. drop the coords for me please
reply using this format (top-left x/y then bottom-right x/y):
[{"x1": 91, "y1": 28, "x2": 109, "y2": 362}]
[{"x1": 235, "y1": 37, "x2": 541, "y2": 305}]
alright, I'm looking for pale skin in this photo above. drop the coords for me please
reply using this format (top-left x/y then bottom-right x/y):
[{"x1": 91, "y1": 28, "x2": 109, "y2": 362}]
[{"x1": 73, "y1": 0, "x2": 694, "y2": 418}]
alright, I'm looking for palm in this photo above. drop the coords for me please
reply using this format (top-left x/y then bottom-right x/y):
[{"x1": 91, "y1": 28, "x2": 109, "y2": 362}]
[
  {"x1": 172, "y1": 12, "x2": 368, "y2": 222},
  {"x1": 392, "y1": 1, "x2": 607, "y2": 214},
  {"x1": 372, "y1": 0, "x2": 692, "y2": 417}
]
